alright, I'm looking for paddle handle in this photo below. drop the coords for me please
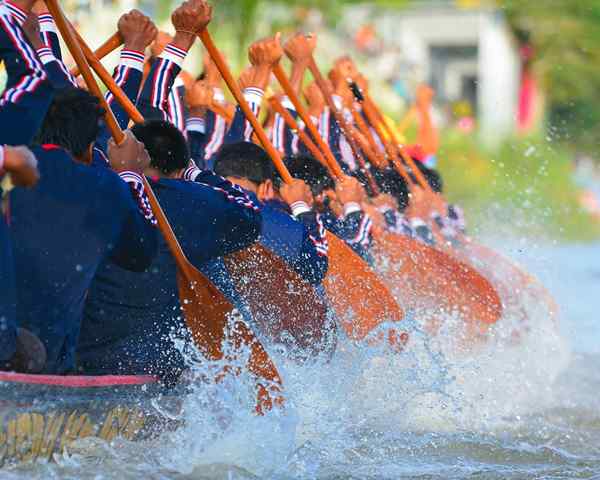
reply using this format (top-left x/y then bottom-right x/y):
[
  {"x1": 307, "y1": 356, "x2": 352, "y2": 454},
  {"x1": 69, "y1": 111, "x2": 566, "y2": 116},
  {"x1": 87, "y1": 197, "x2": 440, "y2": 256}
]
[
  {"x1": 306, "y1": 58, "x2": 365, "y2": 167},
  {"x1": 71, "y1": 29, "x2": 144, "y2": 124},
  {"x1": 268, "y1": 95, "x2": 331, "y2": 171},
  {"x1": 272, "y1": 63, "x2": 343, "y2": 180},
  {"x1": 351, "y1": 107, "x2": 387, "y2": 169},
  {"x1": 46, "y1": 0, "x2": 125, "y2": 146},
  {"x1": 198, "y1": 30, "x2": 294, "y2": 185},
  {"x1": 47, "y1": 0, "x2": 195, "y2": 275},
  {"x1": 70, "y1": 32, "x2": 123, "y2": 77},
  {"x1": 306, "y1": 57, "x2": 382, "y2": 194},
  {"x1": 364, "y1": 94, "x2": 432, "y2": 192}
]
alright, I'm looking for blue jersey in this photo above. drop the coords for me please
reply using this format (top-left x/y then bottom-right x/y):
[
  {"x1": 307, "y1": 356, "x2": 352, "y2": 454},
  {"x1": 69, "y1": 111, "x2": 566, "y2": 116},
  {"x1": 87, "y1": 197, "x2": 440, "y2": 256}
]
[
  {"x1": 78, "y1": 174, "x2": 261, "y2": 380},
  {"x1": 0, "y1": 210, "x2": 16, "y2": 362},
  {"x1": 248, "y1": 192, "x2": 328, "y2": 286},
  {"x1": 8, "y1": 145, "x2": 158, "y2": 374}
]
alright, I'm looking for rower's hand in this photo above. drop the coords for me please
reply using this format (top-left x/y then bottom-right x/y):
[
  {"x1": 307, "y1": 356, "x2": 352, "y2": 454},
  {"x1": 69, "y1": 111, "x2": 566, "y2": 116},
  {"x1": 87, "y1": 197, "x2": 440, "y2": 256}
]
[
  {"x1": 3, "y1": 146, "x2": 40, "y2": 188},
  {"x1": 108, "y1": 130, "x2": 150, "y2": 175},
  {"x1": 335, "y1": 175, "x2": 365, "y2": 206},
  {"x1": 118, "y1": 9, "x2": 157, "y2": 52},
  {"x1": 186, "y1": 79, "x2": 213, "y2": 110},
  {"x1": 32, "y1": 0, "x2": 48, "y2": 14},
  {"x1": 284, "y1": 32, "x2": 317, "y2": 65},
  {"x1": 371, "y1": 193, "x2": 398, "y2": 211},
  {"x1": 280, "y1": 178, "x2": 314, "y2": 209},
  {"x1": 304, "y1": 81, "x2": 325, "y2": 115},
  {"x1": 238, "y1": 66, "x2": 256, "y2": 90},
  {"x1": 171, "y1": 0, "x2": 212, "y2": 51},
  {"x1": 248, "y1": 33, "x2": 283, "y2": 68},
  {"x1": 333, "y1": 56, "x2": 358, "y2": 82},
  {"x1": 22, "y1": 13, "x2": 43, "y2": 50}
]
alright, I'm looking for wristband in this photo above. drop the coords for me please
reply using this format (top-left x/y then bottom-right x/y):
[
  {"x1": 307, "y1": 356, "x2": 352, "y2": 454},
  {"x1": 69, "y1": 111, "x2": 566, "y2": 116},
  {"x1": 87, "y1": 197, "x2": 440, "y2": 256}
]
[
  {"x1": 186, "y1": 117, "x2": 206, "y2": 134},
  {"x1": 119, "y1": 49, "x2": 145, "y2": 72},
  {"x1": 160, "y1": 43, "x2": 188, "y2": 67},
  {"x1": 243, "y1": 87, "x2": 264, "y2": 106},
  {"x1": 343, "y1": 202, "x2": 362, "y2": 217},
  {"x1": 36, "y1": 46, "x2": 56, "y2": 65},
  {"x1": 0, "y1": 145, "x2": 5, "y2": 173},
  {"x1": 290, "y1": 200, "x2": 311, "y2": 217},
  {"x1": 281, "y1": 96, "x2": 295, "y2": 111},
  {"x1": 213, "y1": 88, "x2": 225, "y2": 104}
]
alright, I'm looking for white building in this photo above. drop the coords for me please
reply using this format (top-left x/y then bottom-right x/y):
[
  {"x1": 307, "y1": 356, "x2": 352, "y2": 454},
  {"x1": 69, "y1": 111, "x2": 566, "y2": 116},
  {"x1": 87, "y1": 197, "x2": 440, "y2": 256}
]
[{"x1": 345, "y1": 1, "x2": 521, "y2": 144}]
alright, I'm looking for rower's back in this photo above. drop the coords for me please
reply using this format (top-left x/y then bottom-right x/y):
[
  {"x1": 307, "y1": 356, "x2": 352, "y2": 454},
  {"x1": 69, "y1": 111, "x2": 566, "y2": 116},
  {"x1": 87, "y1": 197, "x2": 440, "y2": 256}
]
[
  {"x1": 9, "y1": 145, "x2": 157, "y2": 374},
  {"x1": 8, "y1": 89, "x2": 158, "y2": 374}
]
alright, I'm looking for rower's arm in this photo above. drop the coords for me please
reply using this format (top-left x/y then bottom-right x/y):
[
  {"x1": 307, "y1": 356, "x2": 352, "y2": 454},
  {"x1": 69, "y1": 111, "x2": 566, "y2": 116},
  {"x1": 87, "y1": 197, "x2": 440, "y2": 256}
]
[{"x1": 0, "y1": 8, "x2": 53, "y2": 145}]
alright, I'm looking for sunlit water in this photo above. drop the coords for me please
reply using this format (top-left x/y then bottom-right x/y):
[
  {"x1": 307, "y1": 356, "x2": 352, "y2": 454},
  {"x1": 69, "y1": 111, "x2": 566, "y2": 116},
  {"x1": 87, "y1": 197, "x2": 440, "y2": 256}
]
[{"x1": 3, "y1": 239, "x2": 600, "y2": 480}]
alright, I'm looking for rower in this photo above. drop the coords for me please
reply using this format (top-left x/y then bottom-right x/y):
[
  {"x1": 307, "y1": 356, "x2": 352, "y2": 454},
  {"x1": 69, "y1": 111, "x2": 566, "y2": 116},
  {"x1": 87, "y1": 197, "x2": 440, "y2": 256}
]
[
  {"x1": 214, "y1": 142, "x2": 329, "y2": 286},
  {"x1": 284, "y1": 154, "x2": 376, "y2": 263},
  {"x1": 0, "y1": 145, "x2": 46, "y2": 373},
  {"x1": 78, "y1": 120, "x2": 262, "y2": 382},
  {"x1": 9, "y1": 88, "x2": 158, "y2": 374}
]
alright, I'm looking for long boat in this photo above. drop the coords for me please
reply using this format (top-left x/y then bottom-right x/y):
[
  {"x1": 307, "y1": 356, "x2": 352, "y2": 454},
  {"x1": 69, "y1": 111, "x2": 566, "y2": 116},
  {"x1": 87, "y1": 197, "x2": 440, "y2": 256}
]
[{"x1": 0, "y1": 372, "x2": 181, "y2": 467}]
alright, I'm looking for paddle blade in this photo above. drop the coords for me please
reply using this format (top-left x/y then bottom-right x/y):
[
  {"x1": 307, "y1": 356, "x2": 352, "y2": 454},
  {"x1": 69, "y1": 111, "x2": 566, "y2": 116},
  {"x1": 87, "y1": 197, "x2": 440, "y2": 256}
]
[
  {"x1": 224, "y1": 244, "x2": 334, "y2": 359},
  {"x1": 372, "y1": 232, "x2": 503, "y2": 337},
  {"x1": 323, "y1": 232, "x2": 406, "y2": 342},
  {"x1": 458, "y1": 240, "x2": 558, "y2": 326},
  {"x1": 176, "y1": 266, "x2": 284, "y2": 413}
]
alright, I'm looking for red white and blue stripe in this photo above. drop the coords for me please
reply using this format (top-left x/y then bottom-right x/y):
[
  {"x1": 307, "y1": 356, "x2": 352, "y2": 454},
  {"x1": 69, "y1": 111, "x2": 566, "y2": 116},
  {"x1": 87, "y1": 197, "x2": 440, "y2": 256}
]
[
  {"x1": 0, "y1": 7, "x2": 46, "y2": 106},
  {"x1": 119, "y1": 171, "x2": 157, "y2": 226}
]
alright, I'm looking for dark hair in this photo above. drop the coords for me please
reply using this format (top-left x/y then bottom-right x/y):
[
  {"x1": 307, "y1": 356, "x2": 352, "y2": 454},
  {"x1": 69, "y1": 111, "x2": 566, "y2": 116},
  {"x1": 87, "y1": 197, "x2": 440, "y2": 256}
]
[
  {"x1": 213, "y1": 142, "x2": 274, "y2": 185},
  {"x1": 131, "y1": 120, "x2": 189, "y2": 174},
  {"x1": 375, "y1": 167, "x2": 410, "y2": 211},
  {"x1": 414, "y1": 161, "x2": 443, "y2": 193},
  {"x1": 36, "y1": 88, "x2": 104, "y2": 158},
  {"x1": 285, "y1": 155, "x2": 335, "y2": 196}
]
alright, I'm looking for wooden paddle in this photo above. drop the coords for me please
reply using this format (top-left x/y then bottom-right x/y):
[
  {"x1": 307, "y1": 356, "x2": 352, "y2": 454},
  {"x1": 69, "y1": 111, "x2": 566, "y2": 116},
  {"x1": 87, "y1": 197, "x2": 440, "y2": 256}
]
[
  {"x1": 273, "y1": 58, "x2": 503, "y2": 331},
  {"x1": 72, "y1": 22, "x2": 331, "y2": 362},
  {"x1": 70, "y1": 32, "x2": 122, "y2": 77},
  {"x1": 362, "y1": 87, "x2": 557, "y2": 334},
  {"x1": 199, "y1": 29, "x2": 406, "y2": 343},
  {"x1": 45, "y1": 0, "x2": 283, "y2": 414}
]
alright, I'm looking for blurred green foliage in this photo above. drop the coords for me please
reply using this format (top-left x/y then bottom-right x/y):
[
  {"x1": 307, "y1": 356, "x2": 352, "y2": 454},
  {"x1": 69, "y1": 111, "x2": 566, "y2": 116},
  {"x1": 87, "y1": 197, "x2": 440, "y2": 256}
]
[
  {"x1": 438, "y1": 130, "x2": 600, "y2": 241},
  {"x1": 501, "y1": 0, "x2": 600, "y2": 154}
]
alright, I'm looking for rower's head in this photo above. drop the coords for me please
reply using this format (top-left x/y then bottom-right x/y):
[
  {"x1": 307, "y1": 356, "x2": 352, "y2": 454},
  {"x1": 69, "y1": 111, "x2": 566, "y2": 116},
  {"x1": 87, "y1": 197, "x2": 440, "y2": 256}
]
[
  {"x1": 284, "y1": 155, "x2": 334, "y2": 197},
  {"x1": 214, "y1": 142, "x2": 276, "y2": 200},
  {"x1": 36, "y1": 87, "x2": 105, "y2": 165},
  {"x1": 131, "y1": 120, "x2": 189, "y2": 178}
]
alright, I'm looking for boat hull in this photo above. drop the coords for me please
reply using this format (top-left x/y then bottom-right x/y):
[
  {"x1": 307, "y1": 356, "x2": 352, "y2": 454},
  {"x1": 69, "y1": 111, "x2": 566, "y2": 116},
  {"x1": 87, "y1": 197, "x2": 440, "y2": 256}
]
[{"x1": 0, "y1": 372, "x2": 179, "y2": 467}]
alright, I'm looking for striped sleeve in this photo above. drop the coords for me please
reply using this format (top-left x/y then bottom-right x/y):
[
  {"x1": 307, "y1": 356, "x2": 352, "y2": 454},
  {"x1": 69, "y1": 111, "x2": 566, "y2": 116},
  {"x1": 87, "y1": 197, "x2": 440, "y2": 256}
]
[
  {"x1": 167, "y1": 79, "x2": 187, "y2": 135},
  {"x1": 105, "y1": 49, "x2": 144, "y2": 129},
  {"x1": 118, "y1": 171, "x2": 157, "y2": 226},
  {"x1": 242, "y1": 87, "x2": 263, "y2": 141},
  {"x1": 0, "y1": 9, "x2": 47, "y2": 107},
  {"x1": 137, "y1": 43, "x2": 187, "y2": 121}
]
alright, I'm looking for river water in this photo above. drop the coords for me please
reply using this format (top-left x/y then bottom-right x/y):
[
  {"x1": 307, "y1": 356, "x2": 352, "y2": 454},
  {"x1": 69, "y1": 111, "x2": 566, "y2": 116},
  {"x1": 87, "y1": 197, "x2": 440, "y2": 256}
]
[{"x1": 3, "y1": 240, "x2": 600, "y2": 479}]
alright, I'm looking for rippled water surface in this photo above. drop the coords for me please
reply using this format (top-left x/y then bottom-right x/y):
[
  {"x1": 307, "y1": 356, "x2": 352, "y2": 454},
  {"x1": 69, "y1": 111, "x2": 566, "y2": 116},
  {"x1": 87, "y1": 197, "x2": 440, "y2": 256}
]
[{"x1": 3, "y1": 241, "x2": 600, "y2": 480}]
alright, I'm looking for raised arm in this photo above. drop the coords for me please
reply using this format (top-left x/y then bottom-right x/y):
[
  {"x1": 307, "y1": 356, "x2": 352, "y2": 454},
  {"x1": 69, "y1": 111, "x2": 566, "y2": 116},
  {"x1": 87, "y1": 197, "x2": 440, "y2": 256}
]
[
  {"x1": 0, "y1": 4, "x2": 52, "y2": 144},
  {"x1": 137, "y1": 0, "x2": 211, "y2": 121}
]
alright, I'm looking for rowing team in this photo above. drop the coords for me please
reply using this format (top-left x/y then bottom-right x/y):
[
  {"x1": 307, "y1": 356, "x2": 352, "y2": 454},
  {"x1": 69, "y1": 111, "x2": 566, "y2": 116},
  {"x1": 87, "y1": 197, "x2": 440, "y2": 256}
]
[{"x1": 0, "y1": 0, "x2": 466, "y2": 384}]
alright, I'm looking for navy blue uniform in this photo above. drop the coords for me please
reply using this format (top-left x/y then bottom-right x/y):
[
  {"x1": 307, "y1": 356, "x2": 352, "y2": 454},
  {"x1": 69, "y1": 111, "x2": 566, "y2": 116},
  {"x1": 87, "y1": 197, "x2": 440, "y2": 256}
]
[
  {"x1": 8, "y1": 145, "x2": 158, "y2": 373},
  {"x1": 0, "y1": 2, "x2": 52, "y2": 145},
  {"x1": 78, "y1": 172, "x2": 261, "y2": 380},
  {"x1": 247, "y1": 192, "x2": 328, "y2": 286},
  {"x1": 0, "y1": 177, "x2": 16, "y2": 362},
  {"x1": 271, "y1": 96, "x2": 314, "y2": 158}
]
